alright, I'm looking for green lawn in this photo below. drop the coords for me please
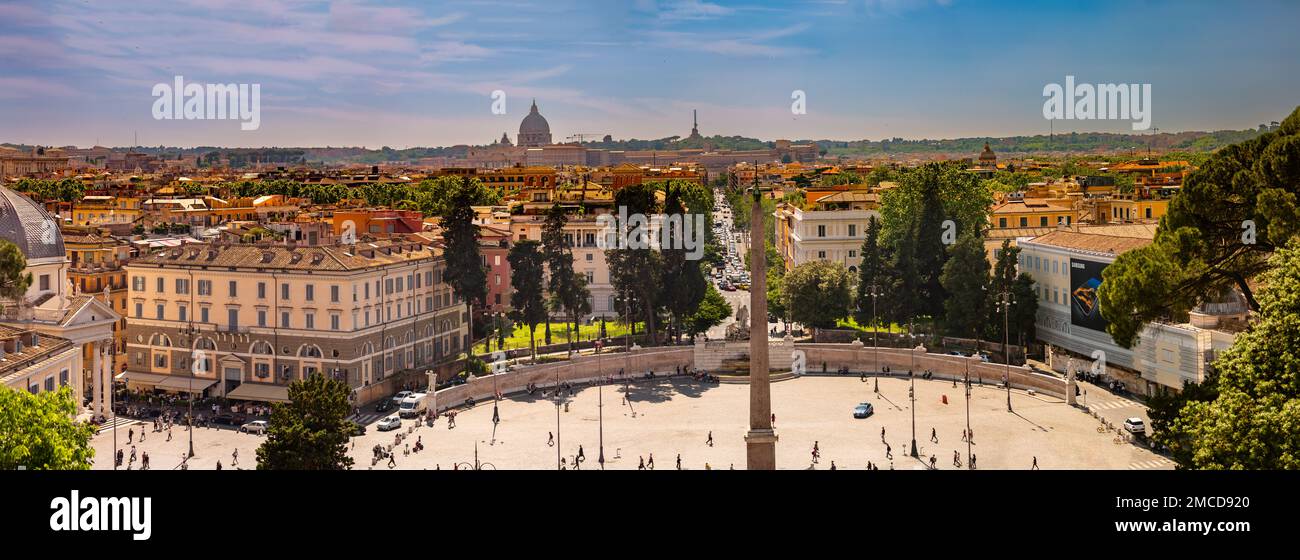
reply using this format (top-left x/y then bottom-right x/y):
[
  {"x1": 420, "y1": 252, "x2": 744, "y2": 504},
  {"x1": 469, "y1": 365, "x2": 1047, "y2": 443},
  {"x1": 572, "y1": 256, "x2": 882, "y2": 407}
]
[
  {"x1": 475, "y1": 321, "x2": 643, "y2": 354},
  {"x1": 834, "y1": 317, "x2": 904, "y2": 333}
]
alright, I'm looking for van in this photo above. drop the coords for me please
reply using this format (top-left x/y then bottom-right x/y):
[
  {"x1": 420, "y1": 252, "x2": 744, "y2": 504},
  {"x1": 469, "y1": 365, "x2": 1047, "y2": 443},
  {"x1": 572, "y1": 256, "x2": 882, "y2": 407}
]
[{"x1": 399, "y1": 393, "x2": 429, "y2": 418}]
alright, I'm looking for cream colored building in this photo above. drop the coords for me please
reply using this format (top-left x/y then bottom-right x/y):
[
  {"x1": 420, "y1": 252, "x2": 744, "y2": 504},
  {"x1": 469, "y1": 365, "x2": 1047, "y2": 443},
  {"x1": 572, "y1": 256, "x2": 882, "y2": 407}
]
[
  {"x1": 1017, "y1": 227, "x2": 1239, "y2": 395},
  {"x1": 123, "y1": 240, "x2": 467, "y2": 402},
  {"x1": 773, "y1": 194, "x2": 881, "y2": 274}
]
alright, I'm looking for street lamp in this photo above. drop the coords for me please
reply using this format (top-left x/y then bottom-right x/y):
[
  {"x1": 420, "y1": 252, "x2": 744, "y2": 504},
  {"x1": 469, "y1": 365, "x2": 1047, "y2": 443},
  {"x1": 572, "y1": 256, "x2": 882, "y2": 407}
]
[
  {"x1": 596, "y1": 340, "x2": 605, "y2": 469},
  {"x1": 965, "y1": 357, "x2": 973, "y2": 469},
  {"x1": 868, "y1": 282, "x2": 881, "y2": 374},
  {"x1": 996, "y1": 290, "x2": 1015, "y2": 413},
  {"x1": 909, "y1": 369, "x2": 918, "y2": 458},
  {"x1": 455, "y1": 441, "x2": 496, "y2": 470},
  {"x1": 555, "y1": 359, "x2": 562, "y2": 470}
]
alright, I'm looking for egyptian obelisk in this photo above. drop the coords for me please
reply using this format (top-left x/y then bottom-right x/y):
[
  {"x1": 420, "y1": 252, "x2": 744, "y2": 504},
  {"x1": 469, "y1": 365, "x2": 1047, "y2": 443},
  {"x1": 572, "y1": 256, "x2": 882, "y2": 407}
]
[{"x1": 745, "y1": 183, "x2": 777, "y2": 469}]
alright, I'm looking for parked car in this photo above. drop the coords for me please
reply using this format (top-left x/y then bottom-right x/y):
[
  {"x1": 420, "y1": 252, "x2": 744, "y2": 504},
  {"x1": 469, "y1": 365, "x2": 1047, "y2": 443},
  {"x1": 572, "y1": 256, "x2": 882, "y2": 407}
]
[
  {"x1": 375, "y1": 399, "x2": 394, "y2": 413},
  {"x1": 377, "y1": 415, "x2": 402, "y2": 431},
  {"x1": 1123, "y1": 417, "x2": 1146, "y2": 435},
  {"x1": 211, "y1": 413, "x2": 238, "y2": 426},
  {"x1": 853, "y1": 403, "x2": 875, "y2": 418},
  {"x1": 392, "y1": 391, "x2": 413, "y2": 405},
  {"x1": 239, "y1": 420, "x2": 269, "y2": 434}
]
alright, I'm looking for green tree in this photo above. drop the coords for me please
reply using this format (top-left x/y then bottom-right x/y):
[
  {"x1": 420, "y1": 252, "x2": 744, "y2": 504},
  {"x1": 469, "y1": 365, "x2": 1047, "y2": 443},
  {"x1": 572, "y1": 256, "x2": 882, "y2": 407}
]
[
  {"x1": 685, "y1": 284, "x2": 732, "y2": 338},
  {"x1": 0, "y1": 385, "x2": 96, "y2": 470},
  {"x1": 608, "y1": 182, "x2": 663, "y2": 344},
  {"x1": 1098, "y1": 106, "x2": 1300, "y2": 347},
  {"x1": 507, "y1": 240, "x2": 548, "y2": 361},
  {"x1": 255, "y1": 372, "x2": 355, "y2": 470},
  {"x1": 541, "y1": 203, "x2": 590, "y2": 354},
  {"x1": 940, "y1": 231, "x2": 990, "y2": 346},
  {"x1": 782, "y1": 260, "x2": 853, "y2": 335},
  {"x1": 440, "y1": 177, "x2": 487, "y2": 356},
  {"x1": 1158, "y1": 240, "x2": 1300, "y2": 469},
  {"x1": 853, "y1": 216, "x2": 885, "y2": 327},
  {"x1": 0, "y1": 239, "x2": 34, "y2": 305},
  {"x1": 661, "y1": 184, "x2": 707, "y2": 343}
]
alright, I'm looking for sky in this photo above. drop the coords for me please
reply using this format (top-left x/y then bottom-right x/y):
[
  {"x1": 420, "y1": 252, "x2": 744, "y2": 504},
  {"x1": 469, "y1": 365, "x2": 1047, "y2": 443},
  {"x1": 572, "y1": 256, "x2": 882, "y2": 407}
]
[{"x1": 1, "y1": 0, "x2": 1298, "y2": 149}]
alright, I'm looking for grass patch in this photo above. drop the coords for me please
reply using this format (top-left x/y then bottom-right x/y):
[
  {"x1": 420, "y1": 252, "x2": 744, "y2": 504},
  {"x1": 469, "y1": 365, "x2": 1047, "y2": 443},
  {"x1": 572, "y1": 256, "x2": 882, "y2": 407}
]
[{"x1": 476, "y1": 321, "x2": 643, "y2": 354}]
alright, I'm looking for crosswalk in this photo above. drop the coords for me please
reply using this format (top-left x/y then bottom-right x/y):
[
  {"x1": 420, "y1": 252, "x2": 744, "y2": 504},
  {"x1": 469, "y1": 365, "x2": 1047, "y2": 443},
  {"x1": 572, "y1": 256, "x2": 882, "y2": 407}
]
[
  {"x1": 351, "y1": 411, "x2": 385, "y2": 425},
  {"x1": 1129, "y1": 457, "x2": 1175, "y2": 470},
  {"x1": 97, "y1": 417, "x2": 141, "y2": 434},
  {"x1": 1089, "y1": 398, "x2": 1142, "y2": 411}
]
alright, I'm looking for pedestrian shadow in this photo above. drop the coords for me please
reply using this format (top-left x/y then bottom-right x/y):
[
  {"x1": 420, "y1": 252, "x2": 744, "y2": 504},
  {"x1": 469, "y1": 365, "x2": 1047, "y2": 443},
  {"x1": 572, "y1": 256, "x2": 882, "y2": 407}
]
[{"x1": 876, "y1": 392, "x2": 904, "y2": 411}]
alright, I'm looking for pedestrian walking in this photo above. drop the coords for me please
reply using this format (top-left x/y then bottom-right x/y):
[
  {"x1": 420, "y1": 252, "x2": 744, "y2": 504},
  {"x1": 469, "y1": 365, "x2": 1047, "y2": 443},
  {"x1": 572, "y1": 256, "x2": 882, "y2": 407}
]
[
  {"x1": 216, "y1": 460, "x2": 223, "y2": 470},
  {"x1": 232, "y1": 449, "x2": 238, "y2": 466},
  {"x1": 953, "y1": 450, "x2": 961, "y2": 467},
  {"x1": 706, "y1": 431, "x2": 713, "y2": 447},
  {"x1": 931, "y1": 427, "x2": 938, "y2": 444},
  {"x1": 881, "y1": 426, "x2": 886, "y2": 443},
  {"x1": 547, "y1": 431, "x2": 554, "y2": 447},
  {"x1": 885, "y1": 444, "x2": 892, "y2": 460},
  {"x1": 829, "y1": 461, "x2": 836, "y2": 471},
  {"x1": 1032, "y1": 456, "x2": 1039, "y2": 470},
  {"x1": 929, "y1": 454, "x2": 937, "y2": 470},
  {"x1": 128, "y1": 428, "x2": 134, "y2": 443},
  {"x1": 648, "y1": 453, "x2": 655, "y2": 470},
  {"x1": 638, "y1": 456, "x2": 645, "y2": 470},
  {"x1": 676, "y1": 454, "x2": 682, "y2": 470}
]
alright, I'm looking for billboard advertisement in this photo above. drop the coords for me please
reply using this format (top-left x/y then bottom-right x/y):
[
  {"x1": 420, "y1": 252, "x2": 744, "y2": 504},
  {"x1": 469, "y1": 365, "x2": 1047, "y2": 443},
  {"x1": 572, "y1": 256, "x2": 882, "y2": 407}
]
[{"x1": 1069, "y1": 258, "x2": 1108, "y2": 332}]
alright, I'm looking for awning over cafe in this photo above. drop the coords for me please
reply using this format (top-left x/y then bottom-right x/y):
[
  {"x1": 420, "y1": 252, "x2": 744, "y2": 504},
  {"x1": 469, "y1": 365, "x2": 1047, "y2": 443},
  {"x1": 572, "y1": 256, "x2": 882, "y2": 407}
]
[{"x1": 227, "y1": 382, "x2": 291, "y2": 403}]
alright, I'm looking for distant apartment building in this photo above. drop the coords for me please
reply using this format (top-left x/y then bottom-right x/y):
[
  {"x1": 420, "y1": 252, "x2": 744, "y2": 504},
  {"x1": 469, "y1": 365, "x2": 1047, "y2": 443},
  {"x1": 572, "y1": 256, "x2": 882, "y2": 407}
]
[
  {"x1": 0, "y1": 146, "x2": 70, "y2": 176},
  {"x1": 774, "y1": 190, "x2": 881, "y2": 274},
  {"x1": 123, "y1": 240, "x2": 466, "y2": 402}
]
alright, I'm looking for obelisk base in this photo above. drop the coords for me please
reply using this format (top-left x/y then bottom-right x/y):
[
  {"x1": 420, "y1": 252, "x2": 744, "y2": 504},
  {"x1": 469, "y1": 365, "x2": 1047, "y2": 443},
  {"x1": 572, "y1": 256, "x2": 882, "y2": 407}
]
[{"x1": 745, "y1": 429, "x2": 778, "y2": 470}]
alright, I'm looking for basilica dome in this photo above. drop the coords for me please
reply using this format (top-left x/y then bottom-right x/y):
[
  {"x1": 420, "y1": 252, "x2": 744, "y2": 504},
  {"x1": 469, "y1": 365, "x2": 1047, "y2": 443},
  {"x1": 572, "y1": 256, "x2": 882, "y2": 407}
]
[
  {"x1": 518, "y1": 99, "x2": 553, "y2": 147},
  {"x1": 0, "y1": 185, "x2": 65, "y2": 260}
]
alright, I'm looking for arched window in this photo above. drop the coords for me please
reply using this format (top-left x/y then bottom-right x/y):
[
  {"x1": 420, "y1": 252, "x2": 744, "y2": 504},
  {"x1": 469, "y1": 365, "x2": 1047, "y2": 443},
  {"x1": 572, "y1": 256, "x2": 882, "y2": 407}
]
[
  {"x1": 298, "y1": 344, "x2": 323, "y2": 358},
  {"x1": 250, "y1": 341, "x2": 273, "y2": 355},
  {"x1": 194, "y1": 337, "x2": 216, "y2": 350},
  {"x1": 149, "y1": 333, "x2": 173, "y2": 347}
]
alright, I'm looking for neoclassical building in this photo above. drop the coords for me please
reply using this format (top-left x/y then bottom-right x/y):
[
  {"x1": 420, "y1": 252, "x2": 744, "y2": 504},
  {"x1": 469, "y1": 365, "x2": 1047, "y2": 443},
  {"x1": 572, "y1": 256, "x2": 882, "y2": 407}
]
[
  {"x1": 0, "y1": 185, "x2": 119, "y2": 417},
  {"x1": 123, "y1": 240, "x2": 466, "y2": 402}
]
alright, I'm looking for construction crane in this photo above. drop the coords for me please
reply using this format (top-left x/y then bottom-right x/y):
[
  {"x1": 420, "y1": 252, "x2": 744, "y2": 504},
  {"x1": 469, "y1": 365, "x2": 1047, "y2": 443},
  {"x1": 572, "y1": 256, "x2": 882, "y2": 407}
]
[{"x1": 566, "y1": 133, "x2": 606, "y2": 144}]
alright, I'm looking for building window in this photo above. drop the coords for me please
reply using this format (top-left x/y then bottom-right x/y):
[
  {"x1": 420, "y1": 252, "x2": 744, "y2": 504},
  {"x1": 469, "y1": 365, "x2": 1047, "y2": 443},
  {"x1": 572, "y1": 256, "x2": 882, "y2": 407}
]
[
  {"x1": 228, "y1": 281, "x2": 237, "y2": 297},
  {"x1": 156, "y1": 277, "x2": 165, "y2": 292},
  {"x1": 200, "y1": 307, "x2": 210, "y2": 323},
  {"x1": 281, "y1": 311, "x2": 290, "y2": 328},
  {"x1": 227, "y1": 308, "x2": 239, "y2": 329},
  {"x1": 817, "y1": 225, "x2": 826, "y2": 237},
  {"x1": 133, "y1": 276, "x2": 145, "y2": 291},
  {"x1": 134, "y1": 302, "x2": 143, "y2": 318},
  {"x1": 999, "y1": 218, "x2": 1007, "y2": 228},
  {"x1": 156, "y1": 304, "x2": 165, "y2": 320},
  {"x1": 258, "y1": 282, "x2": 267, "y2": 299},
  {"x1": 175, "y1": 278, "x2": 189, "y2": 294},
  {"x1": 305, "y1": 313, "x2": 315, "y2": 330},
  {"x1": 40, "y1": 274, "x2": 51, "y2": 291},
  {"x1": 1019, "y1": 217, "x2": 1028, "y2": 227},
  {"x1": 178, "y1": 305, "x2": 187, "y2": 322},
  {"x1": 305, "y1": 284, "x2": 315, "y2": 301},
  {"x1": 848, "y1": 224, "x2": 857, "y2": 237},
  {"x1": 330, "y1": 314, "x2": 340, "y2": 331},
  {"x1": 281, "y1": 284, "x2": 289, "y2": 300},
  {"x1": 257, "y1": 310, "x2": 267, "y2": 327},
  {"x1": 330, "y1": 285, "x2": 339, "y2": 303},
  {"x1": 818, "y1": 251, "x2": 826, "y2": 259},
  {"x1": 198, "y1": 280, "x2": 211, "y2": 296}
]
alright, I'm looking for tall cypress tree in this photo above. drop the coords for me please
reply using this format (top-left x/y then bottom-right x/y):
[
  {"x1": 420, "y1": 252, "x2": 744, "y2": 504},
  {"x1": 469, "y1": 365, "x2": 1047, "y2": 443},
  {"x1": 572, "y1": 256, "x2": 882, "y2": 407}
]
[{"x1": 440, "y1": 177, "x2": 487, "y2": 357}]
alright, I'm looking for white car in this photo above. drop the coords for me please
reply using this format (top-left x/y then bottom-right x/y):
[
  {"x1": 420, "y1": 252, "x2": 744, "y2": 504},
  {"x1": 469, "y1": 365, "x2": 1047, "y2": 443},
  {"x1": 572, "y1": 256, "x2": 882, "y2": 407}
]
[
  {"x1": 392, "y1": 391, "x2": 412, "y2": 405},
  {"x1": 1123, "y1": 418, "x2": 1146, "y2": 435},
  {"x1": 239, "y1": 420, "x2": 269, "y2": 435},
  {"x1": 377, "y1": 415, "x2": 402, "y2": 431}
]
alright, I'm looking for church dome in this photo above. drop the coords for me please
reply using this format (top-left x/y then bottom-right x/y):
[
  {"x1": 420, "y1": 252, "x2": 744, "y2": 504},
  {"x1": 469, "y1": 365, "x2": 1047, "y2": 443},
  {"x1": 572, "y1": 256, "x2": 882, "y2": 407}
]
[
  {"x1": 0, "y1": 185, "x2": 65, "y2": 260},
  {"x1": 518, "y1": 99, "x2": 552, "y2": 147}
]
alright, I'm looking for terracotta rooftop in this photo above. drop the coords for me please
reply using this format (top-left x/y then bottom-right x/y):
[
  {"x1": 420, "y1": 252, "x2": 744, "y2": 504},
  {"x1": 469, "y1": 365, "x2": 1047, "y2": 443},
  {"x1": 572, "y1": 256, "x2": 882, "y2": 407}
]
[
  {"x1": 1026, "y1": 230, "x2": 1153, "y2": 256},
  {"x1": 129, "y1": 240, "x2": 438, "y2": 271}
]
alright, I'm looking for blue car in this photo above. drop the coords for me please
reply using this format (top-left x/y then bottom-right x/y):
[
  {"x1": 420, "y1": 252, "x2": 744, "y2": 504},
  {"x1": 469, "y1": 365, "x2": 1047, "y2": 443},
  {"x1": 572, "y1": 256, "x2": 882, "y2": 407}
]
[{"x1": 853, "y1": 403, "x2": 874, "y2": 418}]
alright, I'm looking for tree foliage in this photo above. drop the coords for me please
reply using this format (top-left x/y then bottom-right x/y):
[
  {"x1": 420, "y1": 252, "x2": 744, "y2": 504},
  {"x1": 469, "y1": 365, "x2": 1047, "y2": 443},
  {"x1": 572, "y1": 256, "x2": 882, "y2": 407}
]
[
  {"x1": 940, "y1": 231, "x2": 990, "y2": 342},
  {"x1": 1156, "y1": 240, "x2": 1300, "y2": 469},
  {"x1": 1099, "y1": 106, "x2": 1300, "y2": 347},
  {"x1": 0, "y1": 385, "x2": 96, "y2": 470},
  {"x1": 507, "y1": 240, "x2": 548, "y2": 360},
  {"x1": 255, "y1": 372, "x2": 355, "y2": 470},
  {"x1": 782, "y1": 260, "x2": 853, "y2": 330}
]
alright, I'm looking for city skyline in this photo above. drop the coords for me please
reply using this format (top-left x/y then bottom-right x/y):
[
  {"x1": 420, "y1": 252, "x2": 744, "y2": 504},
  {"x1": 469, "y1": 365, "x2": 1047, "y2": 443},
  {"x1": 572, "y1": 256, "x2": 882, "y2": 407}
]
[{"x1": 3, "y1": 0, "x2": 1299, "y2": 148}]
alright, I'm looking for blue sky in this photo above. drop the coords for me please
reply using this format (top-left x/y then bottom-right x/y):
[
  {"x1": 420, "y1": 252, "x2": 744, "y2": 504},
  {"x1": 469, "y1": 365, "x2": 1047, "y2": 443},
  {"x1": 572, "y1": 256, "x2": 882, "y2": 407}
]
[{"x1": 1, "y1": 0, "x2": 1297, "y2": 148}]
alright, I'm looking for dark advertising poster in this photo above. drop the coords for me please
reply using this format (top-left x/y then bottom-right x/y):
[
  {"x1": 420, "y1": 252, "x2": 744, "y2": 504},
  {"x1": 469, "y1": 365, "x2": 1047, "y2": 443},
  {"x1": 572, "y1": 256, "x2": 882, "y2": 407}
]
[{"x1": 1070, "y1": 258, "x2": 1108, "y2": 331}]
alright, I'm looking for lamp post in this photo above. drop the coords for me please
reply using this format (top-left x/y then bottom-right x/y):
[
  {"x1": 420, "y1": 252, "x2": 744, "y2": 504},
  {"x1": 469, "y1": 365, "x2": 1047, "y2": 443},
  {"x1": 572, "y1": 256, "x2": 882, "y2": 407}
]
[
  {"x1": 965, "y1": 356, "x2": 973, "y2": 469},
  {"x1": 909, "y1": 340, "x2": 923, "y2": 458},
  {"x1": 455, "y1": 441, "x2": 496, "y2": 470},
  {"x1": 596, "y1": 340, "x2": 605, "y2": 469},
  {"x1": 555, "y1": 360, "x2": 562, "y2": 470},
  {"x1": 997, "y1": 290, "x2": 1015, "y2": 413},
  {"x1": 868, "y1": 282, "x2": 881, "y2": 374}
]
